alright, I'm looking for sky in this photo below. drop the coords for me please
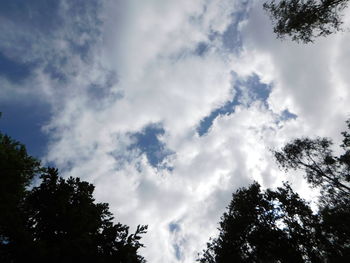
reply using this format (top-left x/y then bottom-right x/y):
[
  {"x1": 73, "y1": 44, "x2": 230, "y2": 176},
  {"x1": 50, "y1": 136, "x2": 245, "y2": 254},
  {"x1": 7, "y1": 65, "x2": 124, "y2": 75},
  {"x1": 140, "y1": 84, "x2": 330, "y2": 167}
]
[{"x1": 1, "y1": 0, "x2": 350, "y2": 262}]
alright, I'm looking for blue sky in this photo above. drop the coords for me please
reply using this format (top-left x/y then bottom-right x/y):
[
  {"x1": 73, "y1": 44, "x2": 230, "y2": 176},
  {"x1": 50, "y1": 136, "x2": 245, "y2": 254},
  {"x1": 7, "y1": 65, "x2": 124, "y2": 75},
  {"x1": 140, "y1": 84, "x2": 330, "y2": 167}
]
[
  {"x1": 197, "y1": 73, "x2": 271, "y2": 136},
  {"x1": 0, "y1": 100, "x2": 50, "y2": 158},
  {"x1": 1, "y1": 1, "x2": 350, "y2": 262}
]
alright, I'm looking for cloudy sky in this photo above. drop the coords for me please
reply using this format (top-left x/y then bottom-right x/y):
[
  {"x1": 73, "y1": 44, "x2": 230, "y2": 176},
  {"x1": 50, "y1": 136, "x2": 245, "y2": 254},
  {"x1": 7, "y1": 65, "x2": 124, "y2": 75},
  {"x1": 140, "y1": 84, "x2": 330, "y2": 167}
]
[{"x1": 1, "y1": 0, "x2": 350, "y2": 262}]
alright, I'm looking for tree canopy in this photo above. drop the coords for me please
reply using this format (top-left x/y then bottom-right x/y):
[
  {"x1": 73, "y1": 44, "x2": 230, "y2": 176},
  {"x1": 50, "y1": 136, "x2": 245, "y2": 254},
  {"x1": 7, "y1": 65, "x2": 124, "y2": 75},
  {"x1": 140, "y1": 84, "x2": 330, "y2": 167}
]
[
  {"x1": 263, "y1": 0, "x2": 349, "y2": 43},
  {"x1": 0, "y1": 132, "x2": 147, "y2": 263},
  {"x1": 199, "y1": 182, "x2": 324, "y2": 263},
  {"x1": 273, "y1": 120, "x2": 350, "y2": 261},
  {"x1": 199, "y1": 119, "x2": 350, "y2": 262}
]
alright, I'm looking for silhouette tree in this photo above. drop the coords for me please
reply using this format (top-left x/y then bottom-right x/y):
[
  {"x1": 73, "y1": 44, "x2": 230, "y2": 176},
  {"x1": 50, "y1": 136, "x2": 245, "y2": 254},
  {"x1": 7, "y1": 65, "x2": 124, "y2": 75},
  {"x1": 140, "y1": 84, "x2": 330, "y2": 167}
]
[
  {"x1": 263, "y1": 0, "x2": 349, "y2": 43},
  {"x1": 0, "y1": 132, "x2": 42, "y2": 261},
  {"x1": 200, "y1": 120, "x2": 350, "y2": 262},
  {"x1": 273, "y1": 119, "x2": 350, "y2": 261},
  {"x1": 274, "y1": 136, "x2": 350, "y2": 198},
  {"x1": 199, "y1": 182, "x2": 324, "y2": 263},
  {"x1": 0, "y1": 131, "x2": 147, "y2": 263}
]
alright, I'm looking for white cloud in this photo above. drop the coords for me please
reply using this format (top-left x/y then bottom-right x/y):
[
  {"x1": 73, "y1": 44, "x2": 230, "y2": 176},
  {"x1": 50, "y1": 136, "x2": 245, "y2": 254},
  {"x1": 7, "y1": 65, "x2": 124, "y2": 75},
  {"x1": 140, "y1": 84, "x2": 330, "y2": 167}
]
[
  {"x1": 3, "y1": 0, "x2": 350, "y2": 262},
  {"x1": 238, "y1": 0, "x2": 350, "y2": 135}
]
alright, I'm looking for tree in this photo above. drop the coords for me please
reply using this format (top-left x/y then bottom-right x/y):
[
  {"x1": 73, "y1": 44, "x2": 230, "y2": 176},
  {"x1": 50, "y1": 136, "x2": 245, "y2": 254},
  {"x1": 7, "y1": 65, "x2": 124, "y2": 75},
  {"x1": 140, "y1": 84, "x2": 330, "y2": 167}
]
[
  {"x1": 200, "y1": 120, "x2": 350, "y2": 262},
  {"x1": 273, "y1": 120, "x2": 350, "y2": 261},
  {"x1": 199, "y1": 182, "x2": 324, "y2": 263},
  {"x1": 0, "y1": 131, "x2": 147, "y2": 263},
  {"x1": 263, "y1": 0, "x2": 349, "y2": 43},
  {"x1": 0, "y1": 133, "x2": 41, "y2": 260},
  {"x1": 274, "y1": 136, "x2": 350, "y2": 200}
]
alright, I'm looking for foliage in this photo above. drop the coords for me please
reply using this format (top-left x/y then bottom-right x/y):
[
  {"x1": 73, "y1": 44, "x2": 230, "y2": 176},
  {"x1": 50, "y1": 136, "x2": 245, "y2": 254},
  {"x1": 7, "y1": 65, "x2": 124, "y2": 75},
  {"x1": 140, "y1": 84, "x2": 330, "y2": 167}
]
[
  {"x1": 199, "y1": 182, "x2": 324, "y2": 263},
  {"x1": 200, "y1": 119, "x2": 350, "y2": 262},
  {"x1": 0, "y1": 133, "x2": 41, "y2": 255},
  {"x1": 273, "y1": 120, "x2": 350, "y2": 261},
  {"x1": 0, "y1": 132, "x2": 147, "y2": 263},
  {"x1": 263, "y1": 0, "x2": 349, "y2": 43},
  {"x1": 274, "y1": 125, "x2": 350, "y2": 201}
]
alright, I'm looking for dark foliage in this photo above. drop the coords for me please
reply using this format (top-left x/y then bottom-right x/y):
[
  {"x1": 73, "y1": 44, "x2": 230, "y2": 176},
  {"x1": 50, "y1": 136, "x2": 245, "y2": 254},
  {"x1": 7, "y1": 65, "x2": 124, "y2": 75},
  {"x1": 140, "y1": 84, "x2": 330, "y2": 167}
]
[
  {"x1": 0, "y1": 131, "x2": 147, "y2": 263},
  {"x1": 200, "y1": 119, "x2": 350, "y2": 262},
  {"x1": 199, "y1": 182, "x2": 324, "y2": 263},
  {"x1": 274, "y1": 124, "x2": 350, "y2": 200},
  {"x1": 273, "y1": 119, "x2": 350, "y2": 261},
  {"x1": 0, "y1": 133, "x2": 41, "y2": 261},
  {"x1": 263, "y1": 0, "x2": 349, "y2": 43}
]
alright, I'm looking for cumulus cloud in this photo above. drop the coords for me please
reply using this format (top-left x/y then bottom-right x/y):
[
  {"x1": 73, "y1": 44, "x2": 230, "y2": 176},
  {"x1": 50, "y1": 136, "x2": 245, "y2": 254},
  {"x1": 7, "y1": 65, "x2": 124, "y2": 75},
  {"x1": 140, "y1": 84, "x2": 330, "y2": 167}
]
[
  {"x1": 238, "y1": 0, "x2": 350, "y2": 136},
  {"x1": 2, "y1": 0, "x2": 350, "y2": 262}
]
